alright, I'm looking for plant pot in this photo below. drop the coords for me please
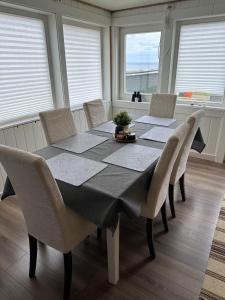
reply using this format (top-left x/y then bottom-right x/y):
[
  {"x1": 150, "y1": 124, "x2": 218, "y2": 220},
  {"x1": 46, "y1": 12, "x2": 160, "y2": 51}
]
[
  {"x1": 115, "y1": 125, "x2": 123, "y2": 135},
  {"x1": 115, "y1": 124, "x2": 130, "y2": 140},
  {"x1": 122, "y1": 125, "x2": 129, "y2": 134},
  {"x1": 115, "y1": 125, "x2": 130, "y2": 135}
]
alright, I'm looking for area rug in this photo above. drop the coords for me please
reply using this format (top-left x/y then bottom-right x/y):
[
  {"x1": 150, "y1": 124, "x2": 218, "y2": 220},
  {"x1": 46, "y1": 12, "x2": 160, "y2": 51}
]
[{"x1": 199, "y1": 198, "x2": 225, "y2": 300}]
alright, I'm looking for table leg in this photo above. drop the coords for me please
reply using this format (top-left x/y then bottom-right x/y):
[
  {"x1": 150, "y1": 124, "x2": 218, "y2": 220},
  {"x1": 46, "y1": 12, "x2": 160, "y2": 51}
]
[{"x1": 106, "y1": 219, "x2": 120, "y2": 285}]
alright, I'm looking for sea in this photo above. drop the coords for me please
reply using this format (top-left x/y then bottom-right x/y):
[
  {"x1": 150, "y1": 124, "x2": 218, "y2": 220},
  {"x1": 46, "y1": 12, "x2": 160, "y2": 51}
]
[{"x1": 126, "y1": 62, "x2": 159, "y2": 73}]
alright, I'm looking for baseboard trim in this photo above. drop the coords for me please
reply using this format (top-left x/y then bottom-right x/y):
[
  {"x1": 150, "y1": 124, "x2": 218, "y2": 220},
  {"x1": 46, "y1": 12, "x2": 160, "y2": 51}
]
[{"x1": 189, "y1": 150, "x2": 216, "y2": 162}]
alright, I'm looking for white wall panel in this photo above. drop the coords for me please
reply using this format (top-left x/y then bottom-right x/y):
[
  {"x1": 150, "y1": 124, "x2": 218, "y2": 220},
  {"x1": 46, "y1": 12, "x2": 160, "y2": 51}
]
[
  {"x1": 1, "y1": 0, "x2": 111, "y2": 27},
  {"x1": 14, "y1": 125, "x2": 28, "y2": 151},
  {"x1": 3, "y1": 128, "x2": 17, "y2": 148}
]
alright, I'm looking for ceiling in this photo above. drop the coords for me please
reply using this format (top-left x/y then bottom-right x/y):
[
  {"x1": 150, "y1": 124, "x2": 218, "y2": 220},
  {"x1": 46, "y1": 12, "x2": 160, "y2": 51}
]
[{"x1": 77, "y1": 0, "x2": 178, "y2": 11}]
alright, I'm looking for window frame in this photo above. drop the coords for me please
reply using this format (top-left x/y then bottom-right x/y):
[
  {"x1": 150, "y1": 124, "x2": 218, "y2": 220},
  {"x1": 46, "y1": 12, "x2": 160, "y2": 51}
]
[
  {"x1": 170, "y1": 17, "x2": 225, "y2": 108},
  {"x1": 119, "y1": 24, "x2": 163, "y2": 101},
  {"x1": 62, "y1": 18, "x2": 104, "y2": 109},
  {"x1": 0, "y1": 5, "x2": 56, "y2": 126}
]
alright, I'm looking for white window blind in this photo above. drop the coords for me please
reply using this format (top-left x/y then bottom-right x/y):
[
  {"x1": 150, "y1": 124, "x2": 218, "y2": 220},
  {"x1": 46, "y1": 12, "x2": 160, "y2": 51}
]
[
  {"x1": 63, "y1": 24, "x2": 102, "y2": 107},
  {"x1": 0, "y1": 12, "x2": 54, "y2": 125},
  {"x1": 175, "y1": 21, "x2": 225, "y2": 104}
]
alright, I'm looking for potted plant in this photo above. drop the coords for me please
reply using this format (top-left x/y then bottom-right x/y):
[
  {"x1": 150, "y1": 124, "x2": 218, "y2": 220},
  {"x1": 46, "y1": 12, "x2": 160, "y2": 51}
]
[{"x1": 113, "y1": 111, "x2": 132, "y2": 136}]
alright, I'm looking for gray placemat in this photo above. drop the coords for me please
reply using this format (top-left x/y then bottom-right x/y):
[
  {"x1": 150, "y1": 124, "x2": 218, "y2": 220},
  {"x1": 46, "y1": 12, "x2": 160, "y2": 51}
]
[
  {"x1": 135, "y1": 116, "x2": 176, "y2": 127},
  {"x1": 52, "y1": 133, "x2": 109, "y2": 154},
  {"x1": 140, "y1": 127, "x2": 175, "y2": 143},
  {"x1": 93, "y1": 121, "x2": 135, "y2": 134},
  {"x1": 103, "y1": 144, "x2": 162, "y2": 172},
  {"x1": 47, "y1": 153, "x2": 108, "y2": 186}
]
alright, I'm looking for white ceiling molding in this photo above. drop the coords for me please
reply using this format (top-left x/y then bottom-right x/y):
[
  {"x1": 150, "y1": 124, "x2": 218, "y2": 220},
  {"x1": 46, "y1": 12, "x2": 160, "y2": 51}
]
[{"x1": 75, "y1": 0, "x2": 184, "y2": 12}]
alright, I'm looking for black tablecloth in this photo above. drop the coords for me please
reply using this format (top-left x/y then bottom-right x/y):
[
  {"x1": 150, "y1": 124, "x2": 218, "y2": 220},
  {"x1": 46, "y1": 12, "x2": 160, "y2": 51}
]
[{"x1": 1, "y1": 121, "x2": 205, "y2": 228}]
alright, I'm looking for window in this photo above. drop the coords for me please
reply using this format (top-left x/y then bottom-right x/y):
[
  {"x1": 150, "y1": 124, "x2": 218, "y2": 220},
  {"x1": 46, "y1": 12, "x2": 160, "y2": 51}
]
[
  {"x1": 0, "y1": 12, "x2": 54, "y2": 125},
  {"x1": 124, "y1": 31, "x2": 161, "y2": 95},
  {"x1": 174, "y1": 21, "x2": 225, "y2": 105},
  {"x1": 63, "y1": 24, "x2": 102, "y2": 107}
]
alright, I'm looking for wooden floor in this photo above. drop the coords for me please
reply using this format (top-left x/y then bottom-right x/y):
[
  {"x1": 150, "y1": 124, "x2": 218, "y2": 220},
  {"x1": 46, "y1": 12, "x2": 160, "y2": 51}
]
[{"x1": 1, "y1": 158, "x2": 225, "y2": 300}]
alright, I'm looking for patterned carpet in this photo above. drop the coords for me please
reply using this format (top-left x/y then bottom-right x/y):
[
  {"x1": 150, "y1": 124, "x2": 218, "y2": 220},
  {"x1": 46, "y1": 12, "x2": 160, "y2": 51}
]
[{"x1": 199, "y1": 198, "x2": 225, "y2": 300}]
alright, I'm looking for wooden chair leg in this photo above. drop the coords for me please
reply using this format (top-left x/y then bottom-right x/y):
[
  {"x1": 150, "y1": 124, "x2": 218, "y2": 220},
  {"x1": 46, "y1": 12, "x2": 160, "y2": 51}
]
[
  {"x1": 169, "y1": 184, "x2": 176, "y2": 218},
  {"x1": 146, "y1": 219, "x2": 155, "y2": 259},
  {"x1": 106, "y1": 220, "x2": 120, "y2": 285},
  {"x1": 63, "y1": 252, "x2": 72, "y2": 300},
  {"x1": 179, "y1": 173, "x2": 186, "y2": 202},
  {"x1": 161, "y1": 202, "x2": 169, "y2": 233},
  {"x1": 28, "y1": 234, "x2": 37, "y2": 278},
  {"x1": 97, "y1": 228, "x2": 102, "y2": 240}
]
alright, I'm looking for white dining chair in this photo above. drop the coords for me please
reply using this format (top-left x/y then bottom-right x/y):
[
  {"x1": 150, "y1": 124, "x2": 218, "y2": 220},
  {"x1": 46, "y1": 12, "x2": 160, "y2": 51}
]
[
  {"x1": 141, "y1": 121, "x2": 189, "y2": 259},
  {"x1": 168, "y1": 110, "x2": 205, "y2": 218},
  {"x1": 0, "y1": 145, "x2": 96, "y2": 300},
  {"x1": 39, "y1": 108, "x2": 77, "y2": 145},
  {"x1": 149, "y1": 93, "x2": 177, "y2": 118},
  {"x1": 83, "y1": 99, "x2": 107, "y2": 129}
]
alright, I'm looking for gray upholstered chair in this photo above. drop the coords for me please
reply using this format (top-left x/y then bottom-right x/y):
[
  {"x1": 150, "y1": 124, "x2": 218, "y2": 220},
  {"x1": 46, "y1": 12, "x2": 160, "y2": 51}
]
[
  {"x1": 141, "y1": 122, "x2": 189, "y2": 259},
  {"x1": 83, "y1": 99, "x2": 107, "y2": 129},
  {"x1": 149, "y1": 93, "x2": 177, "y2": 118},
  {"x1": 168, "y1": 110, "x2": 205, "y2": 218},
  {"x1": 39, "y1": 108, "x2": 77, "y2": 145},
  {"x1": 0, "y1": 145, "x2": 96, "y2": 300}
]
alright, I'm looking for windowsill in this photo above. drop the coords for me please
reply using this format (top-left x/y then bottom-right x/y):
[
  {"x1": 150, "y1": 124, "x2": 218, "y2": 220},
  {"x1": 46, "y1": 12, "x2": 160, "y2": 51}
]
[
  {"x1": 0, "y1": 116, "x2": 40, "y2": 131},
  {"x1": 177, "y1": 102, "x2": 225, "y2": 111},
  {"x1": 112, "y1": 100, "x2": 150, "y2": 111},
  {"x1": 0, "y1": 100, "x2": 111, "y2": 131},
  {"x1": 70, "y1": 100, "x2": 111, "y2": 110},
  {"x1": 119, "y1": 94, "x2": 225, "y2": 109},
  {"x1": 112, "y1": 99, "x2": 225, "y2": 112}
]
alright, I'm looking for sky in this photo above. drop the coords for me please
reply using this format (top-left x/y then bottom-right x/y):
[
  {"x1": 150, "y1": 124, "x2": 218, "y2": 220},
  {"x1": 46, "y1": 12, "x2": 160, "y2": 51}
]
[{"x1": 126, "y1": 31, "x2": 161, "y2": 71}]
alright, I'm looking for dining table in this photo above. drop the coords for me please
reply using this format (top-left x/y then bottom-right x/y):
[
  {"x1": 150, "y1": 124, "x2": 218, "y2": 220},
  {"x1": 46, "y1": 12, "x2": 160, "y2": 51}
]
[{"x1": 1, "y1": 118, "x2": 205, "y2": 285}]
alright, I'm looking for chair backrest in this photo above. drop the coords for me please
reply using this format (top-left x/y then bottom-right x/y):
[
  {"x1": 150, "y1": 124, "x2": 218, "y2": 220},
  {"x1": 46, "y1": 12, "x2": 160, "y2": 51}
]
[
  {"x1": 170, "y1": 109, "x2": 205, "y2": 184},
  {"x1": 0, "y1": 145, "x2": 71, "y2": 252},
  {"x1": 39, "y1": 108, "x2": 77, "y2": 145},
  {"x1": 149, "y1": 93, "x2": 177, "y2": 118},
  {"x1": 83, "y1": 99, "x2": 107, "y2": 129},
  {"x1": 142, "y1": 122, "x2": 189, "y2": 219}
]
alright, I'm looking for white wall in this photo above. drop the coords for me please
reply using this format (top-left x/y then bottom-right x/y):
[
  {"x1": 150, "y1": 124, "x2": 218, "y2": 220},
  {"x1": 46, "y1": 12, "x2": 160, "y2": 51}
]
[
  {"x1": 0, "y1": 0, "x2": 111, "y2": 26},
  {"x1": 111, "y1": 0, "x2": 225, "y2": 163}
]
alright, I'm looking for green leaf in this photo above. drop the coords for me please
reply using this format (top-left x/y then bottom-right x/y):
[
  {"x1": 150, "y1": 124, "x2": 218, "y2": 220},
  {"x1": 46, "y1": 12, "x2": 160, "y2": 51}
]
[{"x1": 113, "y1": 111, "x2": 132, "y2": 126}]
